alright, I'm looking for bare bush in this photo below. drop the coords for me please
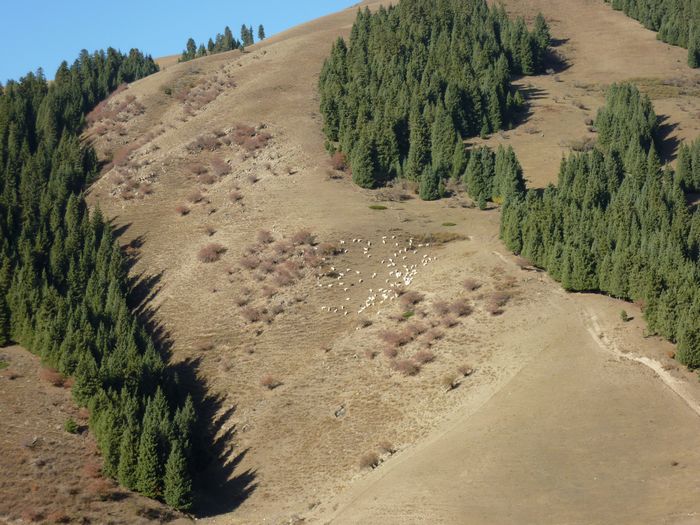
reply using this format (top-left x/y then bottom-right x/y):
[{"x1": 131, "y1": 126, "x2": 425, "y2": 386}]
[
  {"x1": 234, "y1": 296, "x2": 250, "y2": 307},
  {"x1": 400, "y1": 291, "x2": 424, "y2": 308},
  {"x1": 187, "y1": 190, "x2": 204, "y2": 203},
  {"x1": 198, "y1": 243, "x2": 226, "y2": 263},
  {"x1": 432, "y1": 300, "x2": 450, "y2": 316},
  {"x1": 359, "y1": 452, "x2": 379, "y2": 470},
  {"x1": 39, "y1": 367, "x2": 64, "y2": 387},
  {"x1": 423, "y1": 328, "x2": 444, "y2": 345},
  {"x1": 211, "y1": 157, "x2": 231, "y2": 177},
  {"x1": 441, "y1": 315, "x2": 458, "y2": 328},
  {"x1": 189, "y1": 162, "x2": 208, "y2": 176},
  {"x1": 260, "y1": 374, "x2": 281, "y2": 390},
  {"x1": 383, "y1": 346, "x2": 398, "y2": 359},
  {"x1": 199, "y1": 173, "x2": 217, "y2": 185},
  {"x1": 331, "y1": 151, "x2": 348, "y2": 171},
  {"x1": 203, "y1": 224, "x2": 217, "y2": 237},
  {"x1": 317, "y1": 242, "x2": 340, "y2": 256},
  {"x1": 241, "y1": 306, "x2": 261, "y2": 323},
  {"x1": 291, "y1": 229, "x2": 315, "y2": 246},
  {"x1": 255, "y1": 230, "x2": 274, "y2": 245},
  {"x1": 442, "y1": 373, "x2": 460, "y2": 391},
  {"x1": 458, "y1": 364, "x2": 475, "y2": 377},
  {"x1": 413, "y1": 350, "x2": 436, "y2": 364},
  {"x1": 239, "y1": 255, "x2": 261, "y2": 270},
  {"x1": 392, "y1": 359, "x2": 421, "y2": 376},
  {"x1": 229, "y1": 190, "x2": 243, "y2": 202},
  {"x1": 486, "y1": 292, "x2": 511, "y2": 315},
  {"x1": 449, "y1": 299, "x2": 473, "y2": 317},
  {"x1": 462, "y1": 278, "x2": 481, "y2": 291},
  {"x1": 379, "y1": 329, "x2": 412, "y2": 347}
]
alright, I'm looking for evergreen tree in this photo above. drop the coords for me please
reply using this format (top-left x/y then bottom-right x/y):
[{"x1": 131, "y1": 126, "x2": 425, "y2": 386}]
[
  {"x1": 136, "y1": 418, "x2": 162, "y2": 499},
  {"x1": 258, "y1": 24, "x2": 266, "y2": 41},
  {"x1": 351, "y1": 132, "x2": 378, "y2": 188},
  {"x1": 419, "y1": 166, "x2": 441, "y2": 201},
  {"x1": 163, "y1": 439, "x2": 193, "y2": 511}
]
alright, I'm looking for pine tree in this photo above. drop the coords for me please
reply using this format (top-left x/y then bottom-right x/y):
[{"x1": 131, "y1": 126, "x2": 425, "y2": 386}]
[
  {"x1": 117, "y1": 422, "x2": 140, "y2": 490},
  {"x1": 136, "y1": 421, "x2": 162, "y2": 499},
  {"x1": 405, "y1": 106, "x2": 430, "y2": 181},
  {"x1": 419, "y1": 166, "x2": 440, "y2": 201},
  {"x1": 163, "y1": 439, "x2": 193, "y2": 511},
  {"x1": 351, "y1": 132, "x2": 378, "y2": 188},
  {"x1": 258, "y1": 25, "x2": 266, "y2": 41}
]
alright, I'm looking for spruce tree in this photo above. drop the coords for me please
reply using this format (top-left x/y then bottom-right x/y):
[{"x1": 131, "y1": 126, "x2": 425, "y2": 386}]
[
  {"x1": 419, "y1": 167, "x2": 440, "y2": 201},
  {"x1": 136, "y1": 421, "x2": 162, "y2": 499},
  {"x1": 258, "y1": 25, "x2": 266, "y2": 41},
  {"x1": 118, "y1": 422, "x2": 140, "y2": 490},
  {"x1": 163, "y1": 439, "x2": 193, "y2": 511},
  {"x1": 351, "y1": 132, "x2": 378, "y2": 189}
]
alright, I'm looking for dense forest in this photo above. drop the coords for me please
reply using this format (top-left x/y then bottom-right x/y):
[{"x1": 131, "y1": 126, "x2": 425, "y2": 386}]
[
  {"x1": 606, "y1": 0, "x2": 700, "y2": 67},
  {"x1": 179, "y1": 24, "x2": 264, "y2": 62},
  {"x1": 0, "y1": 49, "x2": 196, "y2": 510},
  {"x1": 318, "y1": 0, "x2": 550, "y2": 193},
  {"x1": 500, "y1": 83, "x2": 700, "y2": 366}
]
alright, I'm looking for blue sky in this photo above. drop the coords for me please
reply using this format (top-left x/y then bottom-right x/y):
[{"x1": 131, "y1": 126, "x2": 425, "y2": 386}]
[{"x1": 1, "y1": 0, "x2": 356, "y2": 83}]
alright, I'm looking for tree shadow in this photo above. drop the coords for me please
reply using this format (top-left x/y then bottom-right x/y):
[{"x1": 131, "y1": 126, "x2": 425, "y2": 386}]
[
  {"x1": 550, "y1": 37, "x2": 570, "y2": 48},
  {"x1": 117, "y1": 228, "x2": 257, "y2": 517},
  {"x1": 656, "y1": 114, "x2": 681, "y2": 163}
]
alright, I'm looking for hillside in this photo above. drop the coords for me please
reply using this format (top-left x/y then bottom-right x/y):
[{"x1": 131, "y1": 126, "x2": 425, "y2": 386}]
[{"x1": 29, "y1": 0, "x2": 700, "y2": 523}]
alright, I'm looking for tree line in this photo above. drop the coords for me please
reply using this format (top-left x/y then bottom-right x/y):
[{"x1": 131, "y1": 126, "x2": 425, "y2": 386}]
[
  {"x1": 606, "y1": 0, "x2": 700, "y2": 67},
  {"x1": 318, "y1": 0, "x2": 550, "y2": 193},
  {"x1": 0, "y1": 49, "x2": 196, "y2": 509},
  {"x1": 179, "y1": 24, "x2": 265, "y2": 62},
  {"x1": 500, "y1": 83, "x2": 700, "y2": 366}
]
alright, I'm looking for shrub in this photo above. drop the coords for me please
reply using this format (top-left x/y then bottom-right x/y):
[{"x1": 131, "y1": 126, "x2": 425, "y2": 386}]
[
  {"x1": 449, "y1": 299, "x2": 472, "y2": 317},
  {"x1": 423, "y1": 328, "x2": 444, "y2": 345},
  {"x1": 199, "y1": 173, "x2": 217, "y2": 185},
  {"x1": 239, "y1": 255, "x2": 261, "y2": 270},
  {"x1": 400, "y1": 291, "x2": 424, "y2": 308},
  {"x1": 198, "y1": 243, "x2": 226, "y2": 263},
  {"x1": 331, "y1": 151, "x2": 348, "y2": 171},
  {"x1": 413, "y1": 350, "x2": 435, "y2": 364},
  {"x1": 359, "y1": 452, "x2": 380, "y2": 470},
  {"x1": 383, "y1": 346, "x2": 398, "y2": 359},
  {"x1": 211, "y1": 157, "x2": 232, "y2": 177},
  {"x1": 203, "y1": 224, "x2": 217, "y2": 236},
  {"x1": 620, "y1": 310, "x2": 630, "y2": 322},
  {"x1": 64, "y1": 418, "x2": 79, "y2": 434},
  {"x1": 457, "y1": 364, "x2": 474, "y2": 377},
  {"x1": 273, "y1": 268, "x2": 295, "y2": 287},
  {"x1": 317, "y1": 242, "x2": 340, "y2": 256},
  {"x1": 189, "y1": 162, "x2": 208, "y2": 176},
  {"x1": 39, "y1": 367, "x2": 64, "y2": 387},
  {"x1": 86, "y1": 478, "x2": 113, "y2": 501},
  {"x1": 392, "y1": 359, "x2": 421, "y2": 376},
  {"x1": 175, "y1": 205, "x2": 190, "y2": 216},
  {"x1": 291, "y1": 229, "x2": 315, "y2": 245},
  {"x1": 486, "y1": 291, "x2": 511, "y2": 315},
  {"x1": 187, "y1": 190, "x2": 204, "y2": 203},
  {"x1": 260, "y1": 374, "x2": 281, "y2": 390},
  {"x1": 257, "y1": 230, "x2": 275, "y2": 244},
  {"x1": 365, "y1": 349, "x2": 378, "y2": 359},
  {"x1": 442, "y1": 373, "x2": 459, "y2": 391},
  {"x1": 379, "y1": 329, "x2": 412, "y2": 347},
  {"x1": 378, "y1": 441, "x2": 395, "y2": 455},
  {"x1": 229, "y1": 190, "x2": 243, "y2": 202},
  {"x1": 241, "y1": 306, "x2": 261, "y2": 323},
  {"x1": 462, "y1": 278, "x2": 481, "y2": 291},
  {"x1": 441, "y1": 315, "x2": 458, "y2": 328},
  {"x1": 369, "y1": 205, "x2": 388, "y2": 210}
]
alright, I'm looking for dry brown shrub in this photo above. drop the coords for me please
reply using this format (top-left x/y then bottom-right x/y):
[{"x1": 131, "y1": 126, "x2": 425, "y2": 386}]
[
  {"x1": 273, "y1": 268, "x2": 295, "y2": 287},
  {"x1": 303, "y1": 252, "x2": 322, "y2": 268},
  {"x1": 450, "y1": 299, "x2": 473, "y2": 317},
  {"x1": 365, "y1": 349, "x2": 378, "y2": 359},
  {"x1": 46, "y1": 510, "x2": 71, "y2": 523},
  {"x1": 270, "y1": 303, "x2": 284, "y2": 315},
  {"x1": 86, "y1": 478, "x2": 113, "y2": 501},
  {"x1": 383, "y1": 346, "x2": 398, "y2": 359},
  {"x1": 241, "y1": 306, "x2": 262, "y2": 323},
  {"x1": 229, "y1": 190, "x2": 243, "y2": 202},
  {"x1": 190, "y1": 162, "x2": 208, "y2": 176},
  {"x1": 317, "y1": 242, "x2": 340, "y2": 256},
  {"x1": 121, "y1": 190, "x2": 135, "y2": 201},
  {"x1": 432, "y1": 300, "x2": 450, "y2": 316},
  {"x1": 261, "y1": 285, "x2": 278, "y2": 299},
  {"x1": 462, "y1": 278, "x2": 481, "y2": 291},
  {"x1": 199, "y1": 173, "x2": 217, "y2": 185},
  {"x1": 458, "y1": 364, "x2": 475, "y2": 377},
  {"x1": 175, "y1": 204, "x2": 190, "y2": 216},
  {"x1": 291, "y1": 229, "x2": 315, "y2": 246},
  {"x1": 378, "y1": 441, "x2": 395, "y2": 455},
  {"x1": 272, "y1": 240, "x2": 293, "y2": 256},
  {"x1": 358, "y1": 318, "x2": 373, "y2": 328},
  {"x1": 140, "y1": 183, "x2": 154, "y2": 195},
  {"x1": 203, "y1": 224, "x2": 217, "y2": 237},
  {"x1": 259, "y1": 258, "x2": 276, "y2": 275},
  {"x1": 442, "y1": 315, "x2": 458, "y2": 328},
  {"x1": 379, "y1": 329, "x2": 412, "y2": 347},
  {"x1": 211, "y1": 157, "x2": 231, "y2": 177},
  {"x1": 239, "y1": 255, "x2": 261, "y2": 270},
  {"x1": 413, "y1": 349, "x2": 436, "y2": 364},
  {"x1": 405, "y1": 322, "x2": 428, "y2": 338},
  {"x1": 331, "y1": 151, "x2": 348, "y2": 171},
  {"x1": 400, "y1": 291, "x2": 424, "y2": 308},
  {"x1": 195, "y1": 341, "x2": 214, "y2": 352},
  {"x1": 393, "y1": 359, "x2": 421, "y2": 376},
  {"x1": 247, "y1": 174, "x2": 259, "y2": 184},
  {"x1": 442, "y1": 373, "x2": 460, "y2": 391},
  {"x1": 234, "y1": 296, "x2": 249, "y2": 307},
  {"x1": 82, "y1": 461, "x2": 102, "y2": 479},
  {"x1": 486, "y1": 291, "x2": 511, "y2": 315},
  {"x1": 187, "y1": 190, "x2": 204, "y2": 203},
  {"x1": 257, "y1": 230, "x2": 275, "y2": 244},
  {"x1": 198, "y1": 243, "x2": 226, "y2": 263},
  {"x1": 260, "y1": 374, "x2": 281, "y2": 390},
  {"x1": 423, "y1": 328, "x2": 444, "y2": 345},
  {"x1": 39, "y1": 367, "x2": 64, "y2": 387},
  {"x1": 359, "y1": 452, "x2": 380, "y2": 470}
]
